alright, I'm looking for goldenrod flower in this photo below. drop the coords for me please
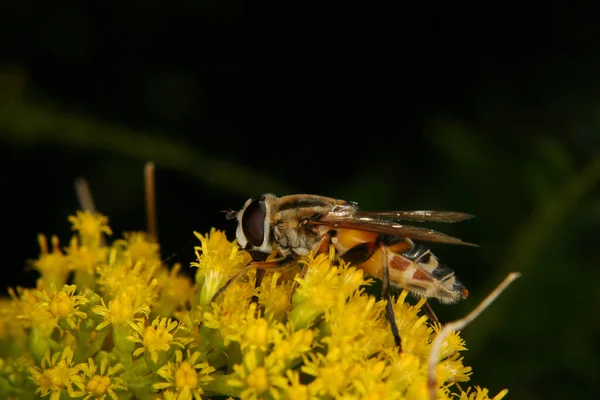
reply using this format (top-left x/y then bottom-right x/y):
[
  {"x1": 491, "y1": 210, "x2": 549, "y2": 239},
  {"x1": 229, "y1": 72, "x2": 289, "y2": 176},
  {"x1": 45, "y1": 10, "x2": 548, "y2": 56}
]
[
  {"x1": 202, "y1": 279, "x2": 256, "y2": 348},
  {"x1": 29, "y1": 346, "x2": 78, "y2": 400},
  {"x1": 31, "y1": 234, "x2": 69, "y2": 289},
  {"x1": 130, "y1": 317, "x2": 188, "y2": 367},
  {"x1": 256, "y1": 272, "x2": 293, "y2": 322},
  {"x1": 289, "y1": 250, "x2": 371, "y2": 329},
  {"x1": 154, "y1": 263, "x2": 195, "y2": 317},
  {"x1": 35, "y1": 284, "x2": 89, "y2": 330},
  {"x1": 459, "y1": 386, "x2": 509, "y2": 400},
  {"x1": 65, "y1": 236, "x2": 107, "y2": 290},
  {"x1": 0, "y1": 297, "x2": 27, "y2": 357},
  {"x1": 191, "y1": 228, "x2": 252, "y2": 306},
  {"x1": 93, "y1": 291, "x2": 147, "y2": 331},
  {"x1": 68, "y1": 211, "x2": 112, "y2": 248},
  {"x1": 228, "y1": 350, "x2": 289, "y2": 400},
  {"x1": 93, "y1": 291, "x2": 150, "y2": 354},
  {"x1": 0, "y1": 210, "x2": 508, "y2": 400},
  {"x1": 114, "y1": 231, "x2": 162, "y2": 267},
  {"x1": 154, "y1": 349, "x2": 215, "y2": 400},
  {"x1": 71, "y1": 357, "x2": 126, "y2": 400}
]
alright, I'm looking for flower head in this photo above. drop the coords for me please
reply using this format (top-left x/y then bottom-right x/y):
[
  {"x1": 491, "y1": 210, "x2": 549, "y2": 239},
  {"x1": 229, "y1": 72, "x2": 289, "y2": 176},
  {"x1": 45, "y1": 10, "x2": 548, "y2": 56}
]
[
  {"x1": 1, "y1": 210, "x2": 508, "y2": 400},
  {"x1": 289, "y1": 250, "x2": 371, "y2": 329},
  {"x1": 71, "y1": 357, "x2": 126, "y2": 400},
  {"x1": 191, "y1": 228, "x2": 252, "y2": 306},
  {"x1": 35, "y1": 284, "x2": 89, "y2": 330},
  {"x1": 228, "y1": 350, "x2": 289, "y2": 400},
  {"x1": 154, "y1": 263, "x2": 195, "y2": 317},
  {"x1": 31, "y1": 234, "x2": 69, "y2": 289},
  {"x1": 65, "y1": 236, "x2": 107, "y2": 290},
  {"x1": 115, "y1": 231, "x2": 161, "y2": 267},
  {"x1": 130, "y1": 317, "x2": 188, "y2": 366},
  {"x1": 154, "y1": 350, "x2": 215, "y2": 400},
  {"x1": 68, "y1": 211, "x2": 112, "y2": 248},
  {"x1": 29, "y1": 346, "x2": 78, "y2": 400}
]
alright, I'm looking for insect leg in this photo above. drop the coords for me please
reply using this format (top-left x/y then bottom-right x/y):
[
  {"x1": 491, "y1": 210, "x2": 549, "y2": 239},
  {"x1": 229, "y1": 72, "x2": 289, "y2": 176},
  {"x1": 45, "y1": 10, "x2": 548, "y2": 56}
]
[
  {"x1": 246, "y1": 250, "x2": 269, "y2": 305},
  {"x1": 423, "y1": 301, "x2": 439, "y2": 323},
  {"x1": 210, "y1": 255, "x2": 297, "y2": 305},
  {"x1": 252, "y1": 270, "x2": 267, "y2": 305},
  {"x1": 381, "y1": 244, "x2": 402, "y2": 352}
]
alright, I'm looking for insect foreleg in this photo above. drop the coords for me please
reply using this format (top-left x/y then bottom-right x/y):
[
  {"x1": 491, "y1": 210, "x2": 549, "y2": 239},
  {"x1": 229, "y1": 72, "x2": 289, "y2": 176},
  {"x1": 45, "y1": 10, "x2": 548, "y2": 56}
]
[
  {"x1": 210, "y1": 254, "x2": 298, "y2": 305},
  {"x1": 381, "y1": 244, "x2": 403, "y2": 353},
  {"x1": 247, "y1": 250, "x2": 269, "y2": 306}
]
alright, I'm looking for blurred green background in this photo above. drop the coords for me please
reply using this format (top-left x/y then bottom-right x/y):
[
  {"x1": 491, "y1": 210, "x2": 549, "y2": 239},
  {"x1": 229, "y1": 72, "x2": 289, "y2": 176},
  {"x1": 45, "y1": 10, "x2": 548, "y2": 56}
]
[{"x1": 2, "y1": 2, "x2": 600, "y2": 399}]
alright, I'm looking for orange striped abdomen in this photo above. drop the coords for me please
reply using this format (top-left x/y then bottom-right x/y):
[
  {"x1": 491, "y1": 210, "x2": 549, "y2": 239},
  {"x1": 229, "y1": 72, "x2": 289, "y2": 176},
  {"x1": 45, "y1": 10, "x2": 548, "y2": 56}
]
[{"x1": 331, "y1": 228, "x2": 467, "y2": 304}]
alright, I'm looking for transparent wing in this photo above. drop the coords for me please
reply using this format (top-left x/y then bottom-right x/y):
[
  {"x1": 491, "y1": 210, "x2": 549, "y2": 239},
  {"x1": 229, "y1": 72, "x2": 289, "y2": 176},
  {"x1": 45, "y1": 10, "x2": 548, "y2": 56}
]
[
  {"x1": 355, "y1": 210, "x2": 473, "y2": 223},
  {"x1": 310, "y1": 216, "x2": 477, "y2": 246}
]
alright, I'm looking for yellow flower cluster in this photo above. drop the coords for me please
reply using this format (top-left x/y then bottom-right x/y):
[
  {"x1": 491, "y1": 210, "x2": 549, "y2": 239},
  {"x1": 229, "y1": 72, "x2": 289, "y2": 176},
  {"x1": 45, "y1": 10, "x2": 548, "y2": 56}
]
[{"x1": 0, "y1": 210, "x2": 507, "y2": 399}]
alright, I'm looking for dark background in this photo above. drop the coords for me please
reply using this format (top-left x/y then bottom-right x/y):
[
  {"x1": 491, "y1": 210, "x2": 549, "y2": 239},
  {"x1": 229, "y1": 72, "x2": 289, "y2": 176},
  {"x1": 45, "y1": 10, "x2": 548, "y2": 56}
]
[{"x1": 2, "y1": 2, "x2": 600, "y2": 399}]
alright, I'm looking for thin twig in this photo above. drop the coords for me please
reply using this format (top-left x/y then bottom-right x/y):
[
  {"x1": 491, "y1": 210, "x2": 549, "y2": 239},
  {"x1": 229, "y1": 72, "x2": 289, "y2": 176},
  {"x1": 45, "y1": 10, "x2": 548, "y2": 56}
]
[
  {"x1": 427, "y1": 272, "x2": 521, "y2": 400},
  {"x1": 74, "y1": 177, "x2": 106, "y2": 246},
  {"x1": 74, "y1": 178, "x2": 97, "y2": 213},
  {"x1": 144, "y1": 162, "x2": 158, "y2": 241}
]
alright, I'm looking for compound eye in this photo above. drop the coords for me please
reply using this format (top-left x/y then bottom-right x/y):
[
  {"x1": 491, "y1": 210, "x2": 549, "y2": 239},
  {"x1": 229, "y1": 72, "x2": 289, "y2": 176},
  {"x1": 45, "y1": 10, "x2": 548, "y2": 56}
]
[{"x1": 241, "y1": 200, "x2": 266, "y2": 247}]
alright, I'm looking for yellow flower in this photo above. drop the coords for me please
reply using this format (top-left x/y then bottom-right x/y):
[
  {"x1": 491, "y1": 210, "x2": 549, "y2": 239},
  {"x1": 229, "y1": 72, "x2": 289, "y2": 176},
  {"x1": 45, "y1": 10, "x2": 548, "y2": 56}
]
[
  {"x1": 320, "y1": 293, "x2": 389, "y2": 364},
  {"x1": 289, "y1": 250, "x2": 371, "y2": 329},
  {"x1": 284, "y1": 370, "x2": 309, "y2": 400},
  {"x1": 266, "y1": 325, "x2": 315, "y2": 373},
  {"x1": 68, "y1": 211, "x2": 112, "y2": 248},
  {"x1": 95, "y1": 258, "x2": 159, "y2": 318},
  {"x1": 228, "y1": 350, "x2": 288, "y2": 400},
  {"x1": 202, "y1": 279, "x2": 255, "y2": 347},
  {"x1": 154, "y1": 263, "x2": 195, "y2": 317},
  {"x1": 71, "y1": 357, "x2": 126, "y2": 400},
  {"x1": 154, "y1": 350, "x2": 215, "y2": 400},
  {"x1": 93, "y1": 291, "x2": 147, "y2": 331},
  {"x1": 31, "y1": 234, "x2": 69, "y2": 289},
  {"x1": 29, "y1": 346, "x2": 78, "y2": 400},
  {"x1": 0, "y1": 296, "x2": 27, "y2": 356},
  {"x1": 35, "y1": 284, "x2": 89, "y2": 330},
  {"x1": 115, "y1": 231, "x2": 161, "y2": 267},
  {"x1": 191, "y1": 228, "x2": 252, "y2": 306},
  {"x1": 459, "y1": 386, "x2": 509, "y2": 400},
  {"x1": 10, "y1": 287, "x2": 58, "y2": 357},
  {"x1": 130, "y1": 317, "x2": 188, "y2": 365},
  {"x1": 2, "y1": 211, "x2": 509, "y2": 400},
  {"x1": 256, "y1": 272, "x2": 293, "y2": 322},
  {"x1": 93, "y1": 291, "x2": 151, "y2": 354},
  {"x1": 65, "y1": 236, "x2": 107, "y2": 290}
]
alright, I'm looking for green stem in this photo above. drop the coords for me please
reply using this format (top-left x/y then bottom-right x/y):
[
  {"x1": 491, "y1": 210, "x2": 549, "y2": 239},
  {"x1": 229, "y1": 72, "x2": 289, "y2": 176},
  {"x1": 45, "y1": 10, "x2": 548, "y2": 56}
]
[{"x1": 0, "y1": 98, "x2": 296, "y2": 196}]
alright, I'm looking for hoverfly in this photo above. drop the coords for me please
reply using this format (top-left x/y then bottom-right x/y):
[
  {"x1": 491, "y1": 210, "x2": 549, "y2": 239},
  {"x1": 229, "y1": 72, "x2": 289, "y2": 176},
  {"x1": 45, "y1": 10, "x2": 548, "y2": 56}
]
[{"x1": 215, "y1": 194, "x2": 475, "y2": 352}]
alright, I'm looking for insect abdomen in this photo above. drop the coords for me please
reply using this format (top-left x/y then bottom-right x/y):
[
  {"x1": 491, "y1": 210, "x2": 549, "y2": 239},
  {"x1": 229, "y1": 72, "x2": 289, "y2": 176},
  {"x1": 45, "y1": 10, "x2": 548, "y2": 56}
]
[{"x1": 332, "y1": 229, "x2": 467, "y2": 303}]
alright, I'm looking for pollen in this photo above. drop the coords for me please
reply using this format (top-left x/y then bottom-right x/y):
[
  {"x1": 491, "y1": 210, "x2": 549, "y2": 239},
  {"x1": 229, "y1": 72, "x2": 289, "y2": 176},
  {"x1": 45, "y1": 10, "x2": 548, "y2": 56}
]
[
  {"x1": 68, "y1": 210, "x2": 112, "y2": 247},
  {"x1": 49, "y1": 291, "x2": 72, "y2": 318},
  {"x1": 175, "y1": 361, "x2": 198, "y2": 390},
  {"x1": 131, "y1": 317, "x2": 184, "y2": 364},
  {"x1": 246, "y1": 367, "x2": 268, "y2": 394},
  {"x1": 86, "y1": 374, "x2": 111, "y2": 395},
  {"x1": 108, "y1": 293, "x2": 133, "y2": 322},
  {"x1": 244, "y1": 318, "x2": 270, "y2": 349}
]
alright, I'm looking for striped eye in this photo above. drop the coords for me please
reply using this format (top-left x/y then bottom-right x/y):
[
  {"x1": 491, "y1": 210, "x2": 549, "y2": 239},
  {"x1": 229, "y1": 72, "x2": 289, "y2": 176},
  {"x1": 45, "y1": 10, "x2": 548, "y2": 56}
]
[{"x1": 241, "y1": 199, "x2": 266, "y2": 247}]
